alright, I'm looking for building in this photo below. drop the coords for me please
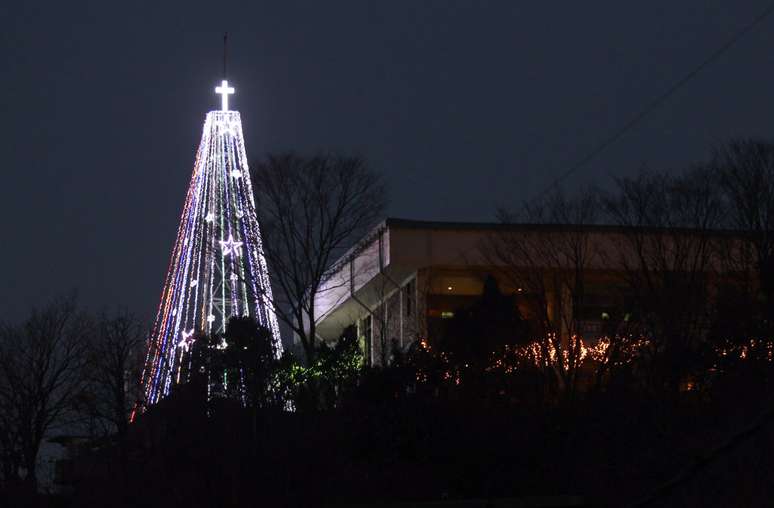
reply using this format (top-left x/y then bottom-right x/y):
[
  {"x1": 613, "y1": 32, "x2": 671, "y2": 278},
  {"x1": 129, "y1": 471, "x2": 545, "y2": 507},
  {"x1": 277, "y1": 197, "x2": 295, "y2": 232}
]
[
  {"x1": 310, "y1": 219, "x2": 594, "y2": 365},
  {"x1": 309, "y1": 217, "x2": 742, "y2": 366}
]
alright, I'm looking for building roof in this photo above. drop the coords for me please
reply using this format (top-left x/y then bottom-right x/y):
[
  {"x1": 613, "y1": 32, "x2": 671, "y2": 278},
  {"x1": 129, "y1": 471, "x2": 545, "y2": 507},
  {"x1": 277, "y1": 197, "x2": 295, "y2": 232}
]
[{"x1": 384, "y1": 217, "x2": 740, "y2": 236}]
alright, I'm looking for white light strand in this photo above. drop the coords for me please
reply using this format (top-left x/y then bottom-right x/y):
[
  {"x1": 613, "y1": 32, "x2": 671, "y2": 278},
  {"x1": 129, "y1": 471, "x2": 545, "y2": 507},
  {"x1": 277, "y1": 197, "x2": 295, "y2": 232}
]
[{"x1": 140, "y1": 109, "x2": 283, "y2": 407}]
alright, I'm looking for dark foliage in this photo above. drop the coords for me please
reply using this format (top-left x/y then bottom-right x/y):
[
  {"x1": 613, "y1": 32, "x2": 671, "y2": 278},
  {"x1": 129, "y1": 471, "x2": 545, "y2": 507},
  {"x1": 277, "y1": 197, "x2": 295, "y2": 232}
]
[
  {"x1": 435, "y1": 275, "x2": 529, "y2": 371},
  {"x1": 55, "y1": 357, "x2": 774, "y2": 508}
]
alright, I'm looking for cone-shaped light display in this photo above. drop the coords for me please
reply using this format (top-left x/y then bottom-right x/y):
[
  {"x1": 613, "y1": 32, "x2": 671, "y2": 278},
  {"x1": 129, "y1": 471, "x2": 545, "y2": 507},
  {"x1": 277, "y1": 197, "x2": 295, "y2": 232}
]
[{"x1": 141, "y1": 81, "x2": 281, "y2": 406}]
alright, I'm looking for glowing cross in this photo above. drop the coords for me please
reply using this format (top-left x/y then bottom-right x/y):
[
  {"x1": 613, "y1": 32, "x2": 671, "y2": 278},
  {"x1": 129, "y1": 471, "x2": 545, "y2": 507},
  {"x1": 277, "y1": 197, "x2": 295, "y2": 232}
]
[
  {"x1": 220, "y1": 233, "x2": 243, "y2": 257},
  {"x1": 215, "y1": 80, "x2": 235, "y2": 111}
]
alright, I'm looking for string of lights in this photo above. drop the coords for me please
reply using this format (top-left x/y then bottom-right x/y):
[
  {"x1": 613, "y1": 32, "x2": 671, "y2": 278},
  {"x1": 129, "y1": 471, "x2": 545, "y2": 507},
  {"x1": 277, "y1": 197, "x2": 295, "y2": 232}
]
[{"x1": 139, "y1": 81, "x2": 281, "y2": 408}]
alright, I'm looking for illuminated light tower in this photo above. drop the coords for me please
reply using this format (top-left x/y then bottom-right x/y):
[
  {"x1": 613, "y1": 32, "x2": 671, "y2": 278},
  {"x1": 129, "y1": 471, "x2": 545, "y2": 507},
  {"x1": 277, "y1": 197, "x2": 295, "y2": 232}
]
[{"x1": 139, "y1": 78, "x2": 282, "y2": 407}]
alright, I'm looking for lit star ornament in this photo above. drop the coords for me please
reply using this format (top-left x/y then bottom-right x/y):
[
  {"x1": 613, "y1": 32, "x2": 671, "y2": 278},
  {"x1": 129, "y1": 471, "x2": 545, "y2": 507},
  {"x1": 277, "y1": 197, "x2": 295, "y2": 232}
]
[
  {"x1": 177, "y1": 330, "x2": 195, "y2": 352},
  {"x1": 215, "y1": 80, "x2": 235, "y2": 111},
  {"x1": 220, "y1": 234, "x2": 243, "y2": 257}
]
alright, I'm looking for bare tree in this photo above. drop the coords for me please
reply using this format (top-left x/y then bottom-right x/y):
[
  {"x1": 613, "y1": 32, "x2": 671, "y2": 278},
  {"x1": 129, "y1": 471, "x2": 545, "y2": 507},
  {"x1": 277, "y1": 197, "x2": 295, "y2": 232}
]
[
  {"x1": 602, "y1": 167, "x2": 724, "y2": 392},
  {"x1": 484, "y1": 188, "x2": 601, "y2": 399},
  {"x1": 251, "y1": 152, "x2": 386, "y2": 363},
  {"x1": 713, "y1": 139, "x2": 774, "y2": 318},
  {"x1": 0, "y1": 297, "x2": 90, "y2": 491},
  {"x1": 81, "y1": 309, "x2": 145, "y2": 439}
]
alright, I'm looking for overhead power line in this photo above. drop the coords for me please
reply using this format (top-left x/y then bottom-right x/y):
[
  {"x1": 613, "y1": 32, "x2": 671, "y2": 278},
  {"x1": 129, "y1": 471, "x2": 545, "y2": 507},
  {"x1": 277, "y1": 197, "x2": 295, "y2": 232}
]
[{"x1": 536, "y1": 1, "x2": 774, "y2": 198}]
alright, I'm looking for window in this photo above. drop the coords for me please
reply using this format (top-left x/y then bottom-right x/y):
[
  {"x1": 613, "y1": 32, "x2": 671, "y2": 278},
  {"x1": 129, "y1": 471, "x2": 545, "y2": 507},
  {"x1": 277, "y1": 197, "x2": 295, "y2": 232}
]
[
  {"x1": 362, "y1": 315, "x2": 372, "y2": 341},
  {"x1": 404, "y1": 279, "x2": 415, "y2": 317},
  {"x1": 360, "y1": 315, "x2": 373, "y2": 366}
]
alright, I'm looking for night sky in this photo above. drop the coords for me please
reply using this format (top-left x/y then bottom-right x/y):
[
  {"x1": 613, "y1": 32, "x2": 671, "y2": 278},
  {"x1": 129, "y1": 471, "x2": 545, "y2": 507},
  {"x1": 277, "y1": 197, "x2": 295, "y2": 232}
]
[{"x1": 2, "y1": 1, "x2": 774, "y2": 323}]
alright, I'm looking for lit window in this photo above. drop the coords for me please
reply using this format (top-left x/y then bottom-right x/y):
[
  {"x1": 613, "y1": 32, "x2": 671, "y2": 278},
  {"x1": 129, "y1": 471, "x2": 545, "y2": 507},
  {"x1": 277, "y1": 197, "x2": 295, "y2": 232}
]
[{"x1": 441, "y1": 311, "x2": 454, "y2": 319}]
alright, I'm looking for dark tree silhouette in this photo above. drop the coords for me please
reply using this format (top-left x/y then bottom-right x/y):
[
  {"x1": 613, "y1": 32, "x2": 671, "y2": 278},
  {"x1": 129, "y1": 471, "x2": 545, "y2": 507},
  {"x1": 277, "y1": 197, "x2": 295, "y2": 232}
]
[
  {"x1": 603, "y1": 167, "x2": 724, "y2": 393},
  {"x1": 221, "y1": 316, "x2": 278, "y2": 408},
  {"x1": 251, "y1": 152, "x2": 386, "y2": 364},
  {"x1": 82, "y1": 309, "x2": 145, "y2": 438},
  {"x1": 436, "y1": 275, "x2": 529, "y2": 373},
  {"x1": 714, "y1": 139, "x2": 774, "y2": 329},
  {"x1": 0, "y1": 297, "x2": 90, "y2": 492},
  {"x1": 484, "y1": 188, "x2": 602, "y2": 398}
]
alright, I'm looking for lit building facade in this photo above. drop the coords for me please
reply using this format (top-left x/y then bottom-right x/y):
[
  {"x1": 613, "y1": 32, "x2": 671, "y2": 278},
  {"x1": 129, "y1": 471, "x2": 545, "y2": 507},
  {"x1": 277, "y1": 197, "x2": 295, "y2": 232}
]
[
  {"x1": 312, "y1": 219, "x2": 601, "y2": 364},
  {"x1": 309, "y1": 218, "x2": 741, "y2": 365}
]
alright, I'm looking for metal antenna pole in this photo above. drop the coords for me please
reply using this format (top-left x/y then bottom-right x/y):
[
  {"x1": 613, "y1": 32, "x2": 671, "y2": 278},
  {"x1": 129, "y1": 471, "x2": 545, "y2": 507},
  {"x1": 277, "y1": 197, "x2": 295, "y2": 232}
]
[{"x1": 223, "y1": 32, "x2": 228, "y2": 78}]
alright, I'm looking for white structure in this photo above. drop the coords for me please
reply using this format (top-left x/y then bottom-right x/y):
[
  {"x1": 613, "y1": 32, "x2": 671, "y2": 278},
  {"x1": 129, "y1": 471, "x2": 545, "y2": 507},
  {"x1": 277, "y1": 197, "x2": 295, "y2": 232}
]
[{"x1": 311, "y1": 218, "x2": 514, "y2": 365}]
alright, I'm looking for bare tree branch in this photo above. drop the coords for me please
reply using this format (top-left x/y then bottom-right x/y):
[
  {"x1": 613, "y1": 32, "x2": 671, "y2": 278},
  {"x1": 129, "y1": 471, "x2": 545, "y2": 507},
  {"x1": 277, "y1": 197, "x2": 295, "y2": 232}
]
[
  {"x1": 0, "y1": 296, "x2": 90, "y2": 491},
  {"x1": 250, "y1": 152, "x2": 386, "y2": 362}
]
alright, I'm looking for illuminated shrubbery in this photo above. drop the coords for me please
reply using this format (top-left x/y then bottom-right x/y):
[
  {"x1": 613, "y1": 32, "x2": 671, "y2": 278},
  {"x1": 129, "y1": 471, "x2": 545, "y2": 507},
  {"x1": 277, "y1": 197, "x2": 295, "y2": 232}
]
[{"x1": 271, "y1": 325, "x2": 363, "y2": 411}]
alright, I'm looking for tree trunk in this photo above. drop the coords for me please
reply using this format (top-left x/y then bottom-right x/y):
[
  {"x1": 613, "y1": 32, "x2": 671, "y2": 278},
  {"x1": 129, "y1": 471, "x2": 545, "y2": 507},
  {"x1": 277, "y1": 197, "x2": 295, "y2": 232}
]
[{"x1": 22, "y1": 448, "x2": 37, "y2": 494}]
